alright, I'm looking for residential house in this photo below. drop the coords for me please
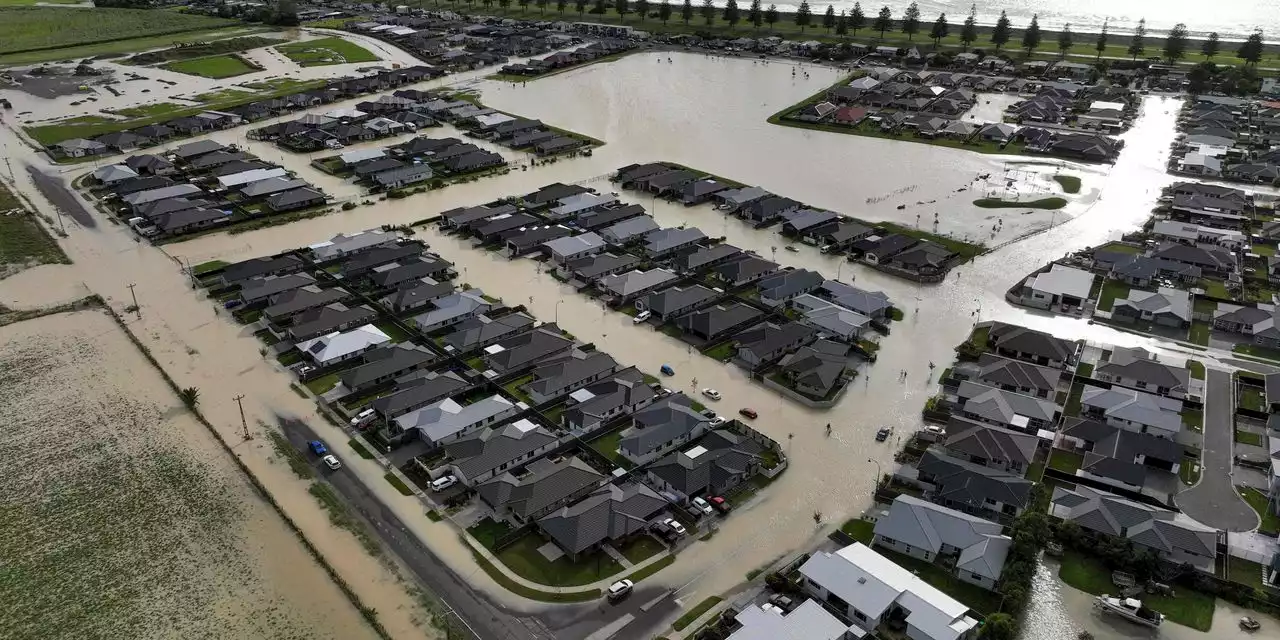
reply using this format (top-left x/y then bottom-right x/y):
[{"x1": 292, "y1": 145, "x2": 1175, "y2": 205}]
[
  {"x1": 598, "y1": 268, "x2": 678, "y2": 304},
  {"x1": 1111, "y1": 287, "x2": 1192, "y2": 328},
  {"x1": 672, "y1": 244, "x2": 743, "y2": 274},
  {"x1": 561, "y1": 252, "x2": 639, "y2": 283},
  {"x1": 266, "y1": 188, "x2": 326, "y2": 213},
  {"x1": 368, "y1": 256, "x2": 453, "y2": 291},
  {"x1": 1148, "y1": 242, "x2": 1236, "y2": 278},
  {"x1": 412, "y1": 290, "x2": 492, "y2": 333},
  {"x1": 239, "y1": 273, "x2": 316, "y2": 306},
  {"x1": 296, "y1": 324, "x2": 391, "y2": 367},
  {"x1": 636, "y1": 285, "x2": 720, "y2": 322},
  {"x1": 217, "y1": 254, "x2": 304, "y2": 286},
  {"x1": 505, "y1": 225, "x2": 573, "y2": 258},
  {"x1": 523, "y1": 351, "x2": 619, "y2": 405},
  {"x1": 646, "y1": 429, "x2": 765, "y2": 501},
  {"x1": 600, "y1": 215, "x2": 660, "y2": 245},
  {"x1": 92, "y1": 164, "x2": 138, "y2": 185},
  {"x1": 957, "y1": 380, "x2": 1060, "y2": 433},
  {"x1": 815, "y1": 280, "x2": 893, "y2": 319},
  {"x1": 1051, "y1": 485, "x2": 1218, "y2": 570},
  {"x1": 440, "y1": 203, "x2": 518, "y2": 231},
  {"x1": 537, "y1": 482, "x2": 667, "y2": 561},
  {"x1": 941, "y1": 417, "x2": 1038, "y2": 475},
  {"x1": 776, "y1": 340, "x2": 849, "y2": 399},
  {"x1": 371, "y1": 370, "x2": 471, "y2": 420},
  {"x1": 339, "y1": 343, "x2": 438, "y2": 393},
  {"x1": 53, "y1": 138, "x2": 108, "y2": 158},
  {"x1": 757, "y1": 269, "x2": 824, "y2": 307},
  {"x1": 643, "y1": 227, "x2": 707, "y2": 258},
  {"x1": 1080, "y1": 386, "x2": 1184, "y2": 439},
  {"x1": 675, "y1": 303, "x2": 764, "y2": 343},
  {"x1": 713, "y1": 256, "x2": 780, "y2": 287},
  {"x1": 986, "y1": 322, "x2": 1080, "y2": 369},
  {"x1": 1094, "y1": 347, "x2": 1190, "y2": 399},
  {"x1": 1019, "y1": 264, "x2": 1095, "y2": 310},
  {"x1": 798, "y1": 543, "x2": 980, "y2": 640},
  {"x1": 394, "y1": 393, "x2": 522, "y2": 447},
  {"x1": 263, "y1": 285, "x2": 351, "y2": 324},
  {"x1": 617, "y1": 396, "x2": 712, "y2": 465},
  {"x1": 442, "y1": 312, "x2": 535, "y2": 353},
  {"x1": 478, "y1": 456, "x2": 606, "y2": 525},
  {"x1": 542, "y1": 232, "x2": 606, "y2": 265},
  {"x1": 380, "y1": 277, "x2": 455, "y2": 314},
  {"x1": 734, "y1": 322, "x2": 818, "y2": 368},
  {"x1": 1059, "y1": 418, "x2": 1183, "y2": 492},
  {"x1": 916, "y1": 449, "x2": 1034, "y2": 520},
  {"x1": 547, "y1": 193, "x2": 617, "y2": 221},
  {"x1": 520, "y1": 183, "x2": 590, "y2": 209},
  {"x1": 285, "y1": 303, "x2": 378, "y2": 342},
  {"x1": 956, "y1": 354, "x2": 1062, "y2": 400},
  {"x1": 443, "y1": 419, "x2": 560, "y2": 486},
  {"x1": 576, "y1": 204, "x2": 647, "y2": 231},
  {"x1": 1213, "y1": 303, "x2": 1280, "y2": 348},
  {"x1": 872, "y1": 495, "x2": 1011, "y2": 591},
  {"x1": 562, "y1": 368, "x2": 656, "y2": 434},
  {"x1": 482, "y1": 326, "x2": 574, "y2": 375}
]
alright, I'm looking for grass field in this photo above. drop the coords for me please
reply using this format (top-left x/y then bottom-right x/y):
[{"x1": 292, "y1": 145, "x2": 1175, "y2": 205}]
[
  {"x1": 973, "y1": 196, "x2": 1068, "y2": 209},
  {"x1": 0, "y1": 6, "x2": 236, "y2": 55},
  {"x1": 1053, "y1": 175, "x2": 1082, "y2": 193},
  {"x1": 0, "y1": 182, "x2": 69, "y2": 273},
  {"x1": 191, "y1": 87, "x2": 255, "y2": 103},
  {"x1": 163, "y1": 53, "x2": 257, "y2": 78},
  {"x1": 276, "y1": 36, "x2": 378, "y2": 66},
  {"x1": 109, "y1": 102, "x2": 187, "y2": 118}
]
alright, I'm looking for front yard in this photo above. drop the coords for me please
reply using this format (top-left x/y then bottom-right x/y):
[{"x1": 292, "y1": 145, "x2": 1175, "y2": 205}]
[
  {"x1": 1096, "y1": 279, "x2": 1130, "y2": 312},
  {"x1": 840, "y1": 518, "x2": 875, "y2": 544},
  {"x1": 702, "y1": 341, "x2": 737, "y2": 361},
  {"x1": 1234, "y1": 343, "x2": 1280, "y2": 363},
  {"x1": 1239, "y1": 385, "x2": 1267, "y2": 412},
  {"x1": 304, "y1": 371, "x2": 343, "y2": 395},
  {"x1": 468, "y1": 518, "x2": 624, "y2": 587},
  {"x1": 1058, "y1": 550, "x2": 1215, "y2": 631},
  {"x1": 1188, "y1": 321, "x2": 1211, "y2": 346},
  {"x1": 1238, "y1": 486, "x2": 1280, "y2": 535},
  {"x1": 587, "y1": 430, "x2": 633, "y2": 469},
  {"x1": 615, "y1": 535, "x2": 665, "y2": 564}
]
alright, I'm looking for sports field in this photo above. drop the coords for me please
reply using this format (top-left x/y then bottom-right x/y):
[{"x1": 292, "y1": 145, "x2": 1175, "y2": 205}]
[
  {"x1": 163, "y1": 53, "x2": 258, "y2": 78},
  {"x1": 276, "y1": 36, "x2": 378, "y2": 67}
]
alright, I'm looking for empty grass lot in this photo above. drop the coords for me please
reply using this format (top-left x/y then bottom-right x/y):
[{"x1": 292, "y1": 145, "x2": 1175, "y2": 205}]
[
  {"x1": 0, "y1": 6, "x2": 236, "y2": 55},
  {"x1": 163, "y1": 54, "x2": 258, "y2": 79},
  {"x1": 0, "y1": 182, "x2": 69, "y2": 270},
  {"x1": 276, "y1": 36, "x2": 377, "y2": 67},
  {"x1": 1053, "y1": 175, "x2": 1082, "y2": 194}
]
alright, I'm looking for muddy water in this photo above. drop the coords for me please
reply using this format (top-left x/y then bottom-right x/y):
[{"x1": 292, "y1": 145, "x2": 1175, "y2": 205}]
[{"x1": 150, "y1": 54, "x2": 1198, "y2": 610}]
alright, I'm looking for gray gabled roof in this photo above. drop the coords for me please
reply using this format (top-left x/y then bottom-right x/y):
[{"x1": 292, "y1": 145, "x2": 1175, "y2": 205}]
[
  {"x1": 643, "y1": 285, "x2": 718, "y2": 315},
  {"x1": 987, "y1": 322, "x2": 1077, "y2": 363},
  {"x1": 676, "y1": 303, "x2": 763, "y2": 338},
  {"x1": 1052, "y1": 485, "x2": 1217, "y2": 557},
  {"x1": 1096, "y1": 347, "x2": 1189, "y2": 392},
  {"x1": 757, "y1": 269, "x2": 824, "y2": 300},
  {"x1": 264, "y1": 284, "x2": 350, "y2": 320},
  {"x1": 380, "y1": 277, "x2": 454, "y2": 310},
  {"x1": 648, "y1": 429, "x2": 764, "y2": 495},
  {"x1": 340, "y1": 343, "x2": 436, "y2": 388},
  {"x1": 643, "y1": 226, "x2": 706, "y2": 254},
  {"x1": 873, "y1": 495, "x2": 1010, "y2": 581},
  {"x1": 567, "y1": 252, "x2": 639, "y2": 280},
  {"x1": 1080, "y1": 386, "x2": 1182, "y2": 433},
  {"x1": 443, "y1": 313, "x2": 535, "y2": 351},
  {"x1": 485, "y1": 327, "x2": 573, "y2": 371},
  {"x1": 957, "y1": 380, "x2": 1058, "y2": 424},
  {"x1": 816, "y1": 280, "x2": 892, "y2": 316},
  {"x1": 675, "y1": 244, "x2": 742, "y2": 272},
  {"x1": 287, "y1": 302, "x2": 378, "y2": 339},
  {"x1": 619, "y1": 396, "x2": 710, "y2": 457},
  {"x1": 918, "y1": 449, "x2": 1033, "y2": 510},
  {"x1": 537, "y1": 482, "x2": 667, "y2": 554},
  {"x1": 220, "y1": 254, "x2": 303, "y2": 284},
  {"x1": 446, "y1": 419, "x2": 558, "y2": 480},
  {"x1": 564, "y1": 367, "x2": 653, "y2": 425},
  {"x1": 371, "y1": 370, "x2": 470, "y2": 417},
  {"x1": 240, "y1": 273, "x2": 316, "y2": 303},
  {"x1": 525, "y1": 351, "x2": 618, "y2": 398},
  {"x1": 974, "y1": 354, "x2": 1062, "y2": 395},
  {"x1": 478, "y1": 456, "x2": 605, "y2": 519},
  {"x1": 943, "y1": 417, "x2": 1038, "y2": 468}
]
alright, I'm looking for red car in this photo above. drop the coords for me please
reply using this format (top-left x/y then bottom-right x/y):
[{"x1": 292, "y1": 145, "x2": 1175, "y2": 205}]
[
  {"x1": 709, "y1": 496, "x2": 731, "y2": 514},
  {"x1": 738, "y1": 408, "x2": 758, "y2": 419}
]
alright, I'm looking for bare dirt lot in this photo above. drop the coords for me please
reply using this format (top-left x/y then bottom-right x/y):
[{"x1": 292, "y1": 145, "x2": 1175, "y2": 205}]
[{"x1": 0, "y1": 309, "x2": 381, "y2": 640}]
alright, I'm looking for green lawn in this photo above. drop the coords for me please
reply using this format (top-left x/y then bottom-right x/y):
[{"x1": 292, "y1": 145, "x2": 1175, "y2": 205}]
[
  {"x1": 1179, "y1": 456, "x2": 1201, "y2": 485},
  {"x1": 1096, "y1": 280, "x2": 1130, "y2": 312},
  {"x1": 493, "y1": 531, "x2": 623, "y2": 587},
  {"x1": 840, "y1": 518, "x2": 875, "y2": 544},
  {"x1": 1182, "y1": 408, "x2": 1203, "y2": 431},
  {"x1": 1095, "y1": 242, "x2": 1143, "y2": 255},
  {"x1": 1063, "y1": 381, "x2": 1086, "y2": 417},
  {"x1": 1188, "y1": 321, "x2": 1211, "y2": 346},
  {"x1": 973, "y1": 196, "x2": 1067, "y2": 210},
  {"x1": 468, "y1": 549, "x2": 600, "y2": 602},
  {"x1": 876, "y1": 546, "x2": 1002, "y2": 616},
  {"x1": 304, "y1": 371, "x2": 342, "y2": 395},
  {"x1": 1053, "y1": 175, "x2": 1082, "y2": 194},
  {"x1": 0, "y1": 208, "x2": 69, "y2": 269},
  {"x1": 276, "y1": 36, "x2": 378, "y2": 66},
  {"x1": 384, "y1": 472, "x2": 414, "y2": 495},
  {"x1": 191, "y1": 87, "x2": 256, "y2": 103},
  {"x1": 1058, "y1": 550, "x2": 1215, "y2": 631},
  {"x1": 1193, "y1": 297, "x2": 1217, "y2": 314},
  {"x1": 347, "y1": 438, "x2": 374, "y2": 459},
  {"x1": 1235, "y1": 429, "x2": 1264, "y2": 446},
  {"x1": 163, "y1": 53, "x2": 257, "y2": 79},
  {"x1": 1198, "y1": 278, "x2": 1231, "y2": 299},
  {"x1": 1227, "y1": 558, "x2": 1268, "y2": 591},
  {"x1": 673, "y1": 596, "x2": 723, "y2": 631},
  {"x1": 0, "y1": 6, "x2": 236, "y2": 56},
  {"x1": 501, "y1": 374, "x2": 534, "y2": 404},
  {"x1": 1234, "y1": 343, "x2": 1280, "y2": 363},
  {"x1": 615, "y1": 535, "x2": 665, "y2": 564},
  {"x1": 627, "y1": 554, "x2": 675, "y2": 582},
  {"x1": 588, "y1": 430, "x2": 633, "y2": 469},
  {"x1": 1075, "y1": 362, "x2": 1094, "y2": 378},
  {"x1": 1047, "y1": 448, "x2": 1083, "y2": 475},
  {"x1": 1240, "y1": 386, "x2": 1266, "y2": 412},
  {"x1": 373, "y1": 320, "x2": 413, "y2": 343},
  {"x1": 1026, "y1": 461, "x2": 1045, "y2": 481},
  {"x1": 467, "y1": 517, "x2": 514, "y2": 550},
  {"x1": 1237, "y1": 486, "x2": 1278, "y2": 535},
  {"x1": 109, "y1": 102, "x2": 187, "y2": 118},
  {"x1": 190, "y1": 259, "x2": 229, "y2": 275},
  {"x1": 702, "y1": 341, "x2": 737, "y2": 361},
  {"x1": 1252, "y1": 243, "x2": 1277, "y2": 257}
]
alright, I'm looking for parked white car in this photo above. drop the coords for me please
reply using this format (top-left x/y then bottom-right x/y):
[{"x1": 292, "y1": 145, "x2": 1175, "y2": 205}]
[
  {"x1": 430, "y1": 475, "x2": 458, "y2": 492},
  {"x1": 606, "y1": 579, "x2": 634, "y2": 602},
  {"x1": 701, "y1": 388, "x2": 721, "y2": 401},
  {"x1": 761, "y1": 603, "x2": 785, "y2": 615},
  {"x1": 710, "y1": 416, "x2": 727, "y2": 426},
  {"x1": 350, "y1": 408, "x2": 376, "y2": 427},
  {"x1": 633, "y1": 310, "x2": 652, "y2": 323},
  {"x1": 692, "y1": 496, "x2": 714, "y2": 515},
  {"x1": 664, "y1": 518, "x2": 687, "y2": 536},
  {"x1": 322, "y1": 455, "x2": 343, "y2": 470}
]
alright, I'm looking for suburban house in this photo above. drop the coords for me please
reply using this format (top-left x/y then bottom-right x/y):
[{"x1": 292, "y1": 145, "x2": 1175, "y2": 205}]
[
  {"x1": 371, "y1": 370, "x2": 471, "y2": 420},
  {"x1": 815, "y1": 280, "x2": 893, "y2": 319},
  {"x1": 756, "y1": 269, "x2": 824, "y2": 307},
  {"x1": 675, "y1": 303, "x2": 764, "y2": 343},
  {"x1": 726, "y1": 599, "x2": 853, "y2": 640},
  {"x1": 636, "y1": 285, "x2": 720, "y2": 322},
  {"x1": 776, "y1": 340, "x2": 849, "y2": 399},
  {"x1": 733, "y1": 322, "x2": 818, "y2": 368},
  {"x1": 713, "y1": 256, "x2": 780, "y2": 287},
  {"x1": 1018, "y1": 264, "x2": 1095, "y2": 310},
  {"x1": 645, "y1": 429, "x2": 765, "y2": 502},
  {"x1": 598, "y1": 269, "x2": 678, "y2": 304},
  {"x1": 536, "y1": 482, "x2": 667, "y2": 561},
  {"x1": 441, "y1": 312, "x2": 535, "y2": 353},
  {"x1": 642, "y1": 227, "x2": 707, "y2": 258},
  {"x1": 600, "y1": 215, "x2": 660, "y2": 245},
  {"x1": 872, "y1": 495, "x2": 1011, "y2": 591},
  {"x1": 217, "y1": 255, "x2": 305, "y2": 287},
  {"x1": 561, "y1": 252, "x2": 641, "y2": 283},
  {"x1": 985, "y1": 322, "x2": 1080, "y2": 369},
  {"x1": 263, "y1": 285, "x2": 351, "y2": 324},
  {"x1": 519, "y1": 182, "x2": 591, "y2": 210},
  {"x1": 1059, "y1": 418, "x2": 1184, "y2": 492},
  {"x1": 441, "y1": 418, "x2": 560, "y2": 486},
  {"x1": 956, "y1": 380, "x2": 1060, "y2": 433},
  {"x1": 542, "y1": 232, "x2": 606, "y2": 265},
  {"x1": 482, "y1": 326, "x2": 575, "y2": 375},
  {"x1": 916, "y1": 449, "x2": 1033, "y2": 521},
  {"x1": 478, "y1": 456, "x2": 606, "y2": 525},
  {"x1": 1051, "y1": 485, "x2": 1218, "y2": 571},
  {"x1": 1111, "y1": 287, "x2": 1191, "y2": 328},
  {"x1": 941, "y1": 417, "x2": 1038, "y2": 475},
  {"x1": 673, "y1": 244, "x2": 743, "y2": 274},
  {"x1": 617, "y1": 396, "x2": 712, "y2": 465},
  {"x1": 1080, "y1": 386, "x2": 1183, "y2": 439},
  {"x1": 380, "y1": 278, "x2": 455, "y2": 314},
  {"x1": 953, "y1": 354, "x2": 1063, "y2": 400},
  {"x1": 790, "y1": 294, "x2": 873, "y2": 341},
  {"x1": 798, "y1": 543, "x2": 980, "y2": 640},
  {"x1": 1148, "y1": 242, "x2": 1236, "y2": 278},
  {"x1": 411, "y1": 290, "x2": 492, "y2": 333},
  {"x1": 309, "y1": 229, "x2": 399, "y2": 264},
  {"x1": 505, "y1": 225, "x2": 573, "y2": 258},
  {"x1": 1093, "y1": 347, "x2": 1190, "y2": 399},
  {"x1": 296, "y1": 324, "x2": 391, "y2": 367},
  {"x1": 338, "y1": 343, "x2": 437, "y2": 393},
  {"x1": 284, "y1": 303, "x2": 378, "y2": 343},
  {"x1": 523, "y1": 351, "x2": 619, "y2": 405},
  {"x1": 393, "y1": 393, "x2": 522, "y2": 447},
  {"x1": 562, "y1": 367, "x2": 656, "y2": 434},
  {"x1": 1213, "y1": 303, "x2": 1280, "y2": 348}
]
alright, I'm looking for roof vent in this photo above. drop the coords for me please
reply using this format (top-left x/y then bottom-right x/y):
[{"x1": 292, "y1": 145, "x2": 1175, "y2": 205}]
[{"x1": 857, "y1": 577, "x2": 867, "y2": 584}]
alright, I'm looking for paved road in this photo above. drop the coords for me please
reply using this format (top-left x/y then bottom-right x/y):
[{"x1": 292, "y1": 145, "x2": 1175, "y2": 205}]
[
  {"x1": 1176, "y1": 369, "x2": 1260, "y2": 532},
  {"x1": 279, "y1": 417, "x2": 678, "y2": 640},
  {"x1": 27, "y1": 166, "x2": 96, "y2": 228}
]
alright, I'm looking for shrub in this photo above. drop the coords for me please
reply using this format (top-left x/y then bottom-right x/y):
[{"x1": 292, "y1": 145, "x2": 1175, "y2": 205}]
[{"x1": 341, "y1": 201, "x2": 357, "y2": 211}]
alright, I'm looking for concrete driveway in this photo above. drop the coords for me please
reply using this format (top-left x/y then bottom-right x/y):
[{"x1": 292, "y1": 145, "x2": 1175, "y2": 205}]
[{"x1": 1176, "y1": 369, "x2": 1260, "y2": 532}]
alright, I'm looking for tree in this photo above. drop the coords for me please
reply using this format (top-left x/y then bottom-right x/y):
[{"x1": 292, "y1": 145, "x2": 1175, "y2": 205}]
[
  {"x1": 1021, "y1": 14, "x2": 1041, "y2": 54},
  {"x1": 873, "y1": 5, "x2": 891, "y2": 39},
  {"x1": 990, "y1": 10, "x2": 1010, "y2": 51},
  {"x1": 681, "y1": 0, "x2": 691, "y2": 24},
  {"x1": 614, "y1": 0, "x2": 628, "y2": 20},
  {"x1": 1127, "y1": 17, "x2": 1146, "y2": 60},
  {"x1": 979, "y1": 613, "x2": 1015, "y2": 640},
  {"x1": 822, "y1": 4, "x2": 835, "y2": 32},
  {"x1": 634, "y1": 0, "x2": 647, "y2": 19},
  {"x1": 658, "y1": 0, "x2": 671, "y2": 22},
  {"x1": 723, "y1": 0, "x2": 739, "y2": 29},
  {"x1": 849, "y1": 2, "x2": 864, "y2": 34},
  {"x1": 1057, "y1": 23, "x2": 1072, "y2": 57},
  {"x1": 959, "y1": 4, "x2": 976, "y2": 51},
  {"x1": 1095, "y1": 18, "x2": 1108, "y2": 59},
  {"x1": 700, "y1": 0, "x2": 713, "y2": 24},
  {"x1": 1202, "y1": 32, "x2": 1220, "y2": 60},
  {"x1": 179, "y1": 387, "x2": 200, "y2": 409},
  {"x1": 518, "y1": 0, "x2": 530, "y2": 11},
  {"x1": 835, "y1": 9, "x2": 847, "y2": 37},
  {"x1": 901, "y1": 1, "x2": 920, "y2": 40},
  {"x1": 795, "y1": 0, "x2": 811, "y2": 31},
  {"x1": 490, "y1": 0, "x2": 501, "y2": 9},
  {"x1": 556, "y1": 0, "x2": 566, "y2": 12},
  {"x1": 576, "y1": 0, "x2": 587, "y2": 15},
  {"x1": 764, "y1": 3, "x2": 778, "y2": 29},
  {"x1": 929, "y1": 13, "x2": 947, "y2": 49},
  {"x1": 748, "y1": 0, "x2": 761, "y2": 29},
  {"x1": 1238, "y1": 29, "x2": 1265, "y2": 66},
  {"x1": 1164, "y1": 22, "x2": 1188, "y2": 62},
  {"x1": 536, "y1": 0, "x2": 547, "y2": 12}
]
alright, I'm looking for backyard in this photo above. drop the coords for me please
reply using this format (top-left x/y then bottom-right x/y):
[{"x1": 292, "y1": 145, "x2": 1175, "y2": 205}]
[
  {"x1": 1238, "y1": 384, "x2": 1267, "y2": 412},
  {"x1": 1047, "y1": 448, "x2": 1084, "y2": 475},
  {"x1": 276, "y1": 36, "x2": 378, "y2": 66},
  {"x1": 162, "y1": 54, "x2": 258, "y2": 78},
  {"x1": 587, "y1": 429, "x2": 633, "y2": 469},
  {"x1": 1095, "y1": 279, "x2": 1130, "y2": 313},
  {"x1": 1058, "y1": 551, "x2": 1215, "y2": 631},
  {"x1": 467, "y1": 518, "x2": 624, "y2": 587}
]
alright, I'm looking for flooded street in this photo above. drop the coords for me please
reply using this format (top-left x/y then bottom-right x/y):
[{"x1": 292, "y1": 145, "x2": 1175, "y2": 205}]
[{"x1": 0, "y1": 45, "x2": 1258, "y2": 638}]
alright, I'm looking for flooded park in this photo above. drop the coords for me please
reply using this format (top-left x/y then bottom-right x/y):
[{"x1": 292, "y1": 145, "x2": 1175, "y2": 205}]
[{"x1": 2, "y1": 45, "x2": 1275, "y2": 640}]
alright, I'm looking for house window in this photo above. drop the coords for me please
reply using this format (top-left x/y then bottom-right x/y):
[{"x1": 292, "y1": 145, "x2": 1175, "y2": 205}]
[
  {"x1": 853, "y1": 609, "x2": 867, "y2": 622},
  {"x1": 1002, "y1": 503, "x2": 1017, "y2": 515}
]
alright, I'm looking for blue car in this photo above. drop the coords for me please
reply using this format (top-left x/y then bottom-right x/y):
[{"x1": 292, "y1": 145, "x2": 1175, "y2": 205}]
[
  {"x1": 660, "y1": 364, "x2": 675, "y2": 376},
  {"x1": 223, "y1": 299, "x2": 243, "y2": 310},
  {"x1": 308, "y1": 440, "x2": 328, "y2": 455}
]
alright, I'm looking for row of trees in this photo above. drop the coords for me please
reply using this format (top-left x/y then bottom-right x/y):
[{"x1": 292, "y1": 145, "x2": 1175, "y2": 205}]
[{"x1": 473, "y1": 0, "x2": 1270, "y2": 67}]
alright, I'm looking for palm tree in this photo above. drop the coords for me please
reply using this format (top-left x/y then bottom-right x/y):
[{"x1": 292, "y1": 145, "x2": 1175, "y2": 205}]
[{"x1": 179, "y1": 387, "x2": 200, "y2": 409}]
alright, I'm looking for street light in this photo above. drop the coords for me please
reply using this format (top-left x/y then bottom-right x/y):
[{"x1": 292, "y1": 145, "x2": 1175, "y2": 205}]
[
  {"x1": 554, "y1": 299, "x2": 563, "y2": 324},
  {"x1": 867, "y1": 457, "x2": 882, "y2": 488}
]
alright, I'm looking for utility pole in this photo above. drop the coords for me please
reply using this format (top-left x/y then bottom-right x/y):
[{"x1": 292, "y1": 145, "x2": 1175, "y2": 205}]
[
  {"x1": 184, "y1": 257, "x2": 195, "y2": 288},
  {"x1": 126, "y1": 283, "x2": 140, "y2": 316},
  {"x1": 233, "y1": 394, "x2": 252, "y2": 440}
]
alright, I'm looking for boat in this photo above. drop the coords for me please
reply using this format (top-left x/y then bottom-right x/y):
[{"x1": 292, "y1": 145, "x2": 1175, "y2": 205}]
[
  {"x1": 1241, "y1": 616, "x2": 1261, "y2": 631},
  {"x1": 1093, "y1": 595, "x2": 1163, "y2": 628}
]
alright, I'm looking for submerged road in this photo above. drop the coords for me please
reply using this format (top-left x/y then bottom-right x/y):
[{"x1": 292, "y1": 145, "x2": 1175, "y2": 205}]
[{"x1": 279, "y1": 417, "x2": 680, "y2": 640}]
